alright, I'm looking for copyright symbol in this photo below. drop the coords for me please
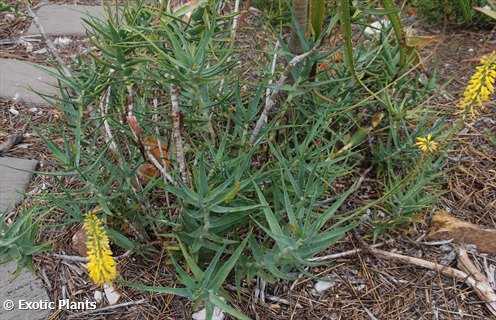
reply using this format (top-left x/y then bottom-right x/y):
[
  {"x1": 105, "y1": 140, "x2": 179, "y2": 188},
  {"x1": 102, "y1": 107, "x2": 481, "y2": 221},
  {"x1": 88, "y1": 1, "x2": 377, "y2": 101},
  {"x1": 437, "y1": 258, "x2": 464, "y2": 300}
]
[{"x1": 3, "y1": 300, "x2": 14, "y2": 311}]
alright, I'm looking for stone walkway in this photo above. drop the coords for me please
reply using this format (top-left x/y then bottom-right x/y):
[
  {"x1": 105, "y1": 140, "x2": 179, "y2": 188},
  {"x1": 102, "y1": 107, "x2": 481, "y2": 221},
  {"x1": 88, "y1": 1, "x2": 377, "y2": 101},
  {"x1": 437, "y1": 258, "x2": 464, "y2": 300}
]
[
  {"x1": 0, "y1": 59, "x2": 57, "y2": 105},
  {"x1": 0, "y1": 157, "x2": 38, "y2": 213},
  {"x1": 0, "y1": 3, "x2": 106, "y2": 318},
  {"x1": 0, "y1": 157, "x2": 49, "y2": 320},
  {"x1": 26, "y1": 5, "x2": 106, "y2": 36}
]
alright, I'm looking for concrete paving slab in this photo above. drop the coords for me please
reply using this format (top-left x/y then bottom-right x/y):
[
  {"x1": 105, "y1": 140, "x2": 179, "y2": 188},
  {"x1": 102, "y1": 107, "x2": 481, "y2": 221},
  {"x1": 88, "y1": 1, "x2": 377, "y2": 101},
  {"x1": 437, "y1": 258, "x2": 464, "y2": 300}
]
[
  {"x1": 0, "y1": 158, "x2": 48, "y2": 319},
  {"x1": 0, "y1": 157, "x2": 38, "y2": 214},
  {"x1": 0, "y1": 262, "x2": 50, "y2": 320},
  {"x1": 0, "y1": 59, "x2": 58, "y2": 105},
  {"x1": 26, "y1": 5, "x2": 106, "y2": 36}
]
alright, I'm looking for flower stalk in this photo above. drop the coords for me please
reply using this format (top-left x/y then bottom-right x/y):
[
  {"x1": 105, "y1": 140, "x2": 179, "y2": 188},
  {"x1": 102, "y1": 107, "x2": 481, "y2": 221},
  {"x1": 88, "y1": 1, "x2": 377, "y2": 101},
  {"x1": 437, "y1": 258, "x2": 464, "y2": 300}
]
[{"x1": 84, "y1": 212, "x2": 118, "y2": 286}]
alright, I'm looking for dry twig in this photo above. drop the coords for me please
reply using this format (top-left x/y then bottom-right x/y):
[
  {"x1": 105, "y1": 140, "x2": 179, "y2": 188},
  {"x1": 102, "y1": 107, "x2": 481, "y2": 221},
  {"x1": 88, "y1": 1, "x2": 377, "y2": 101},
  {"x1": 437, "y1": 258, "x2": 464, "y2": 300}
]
[
  {"x1": 457, "y1": 248, "x2": 496, "y2": 316},
  {"x1": 67, "y1": 299, "x2": 146, "y2": 319},
  {"x1": 125, "y1": 86, "x2": 175, "y2": 186},
  {"x1": 52, "y1": 250, "x2": 132, "y2": 263},
  {"x1": 310, "y1": 232, "x2": 496, "y2": 316},
  {"x1": 308, "y1": 242, "x2": 388, "y2": 262}
]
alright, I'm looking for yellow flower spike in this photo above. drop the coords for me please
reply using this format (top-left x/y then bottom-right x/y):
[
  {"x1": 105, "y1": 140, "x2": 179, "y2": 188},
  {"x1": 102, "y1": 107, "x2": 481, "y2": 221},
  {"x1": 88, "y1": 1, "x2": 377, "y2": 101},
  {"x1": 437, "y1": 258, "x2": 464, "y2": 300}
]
[
  {"x1": 415, "y1": 134, "x2": 439, "y2": 154},
  {"x1": 459, "y1": 51, "x2": 496, "y2": 118},
  {"x1": 83, "y1": 212, "x2": 118, "y2": 286}
]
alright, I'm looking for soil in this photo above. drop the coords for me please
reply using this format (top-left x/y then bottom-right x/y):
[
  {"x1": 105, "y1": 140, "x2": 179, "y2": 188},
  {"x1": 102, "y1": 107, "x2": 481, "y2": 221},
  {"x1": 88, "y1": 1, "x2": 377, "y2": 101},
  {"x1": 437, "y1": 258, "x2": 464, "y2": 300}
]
[{"x1": 1, "y1": 2, "x2": 496, "y2": 320}]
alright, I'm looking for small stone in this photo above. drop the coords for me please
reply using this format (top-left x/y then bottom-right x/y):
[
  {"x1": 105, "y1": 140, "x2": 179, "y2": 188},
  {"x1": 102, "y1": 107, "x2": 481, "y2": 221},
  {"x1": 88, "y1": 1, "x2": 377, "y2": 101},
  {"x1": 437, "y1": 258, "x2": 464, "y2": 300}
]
[
  {"x1": 364, "y1": 19, "x2": 390, "y2": 37},
  {"x1": 33, "y1": 48, "x2": 48, "y2": 55},
  {"x1": 54, "y1": 37, "x2": 73, "y2": 47},
  {"x1": 314, "y1": 281, "x2": 333, "y2": 293},
  {"x1": 192, "y1": 307, "x2": 225, "y2": 320},
  {"x1": 313, "y1": 277, "x2": 338, "y2": 294},
  {"x1": 94, "y1": 290, "x2": 103, "y2": 303},
  {"x1": 20, "y1": 40, "x2": 33, "y2": 52},
  {"x1": 5, "y1": 13, "x2": 16, "y2": 23},
  {"x1": 8, "y1": 108, "x2": 19, "y2": 116},
  {"x1": 29, "y1": 107, "x2": 39, "y2": 113}
]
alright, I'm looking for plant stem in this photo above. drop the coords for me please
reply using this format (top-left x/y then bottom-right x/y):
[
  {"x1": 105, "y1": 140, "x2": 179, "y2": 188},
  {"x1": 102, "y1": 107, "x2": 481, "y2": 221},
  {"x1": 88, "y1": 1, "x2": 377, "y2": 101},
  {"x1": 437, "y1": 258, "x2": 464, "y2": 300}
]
[
  {"x1": 250, "y1": 47, "x2": 316, "y2": 144},
  {"x1": 170, "y1": 84, "x2": 190, "y2": 185}
]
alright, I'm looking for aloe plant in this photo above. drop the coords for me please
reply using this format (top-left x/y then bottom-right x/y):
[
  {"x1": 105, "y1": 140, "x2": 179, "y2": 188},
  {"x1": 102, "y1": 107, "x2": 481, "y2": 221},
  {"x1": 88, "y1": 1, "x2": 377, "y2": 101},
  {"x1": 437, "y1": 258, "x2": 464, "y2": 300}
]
[{"x1": 19, "y1": 1, "x2": 445, "y2": 319}]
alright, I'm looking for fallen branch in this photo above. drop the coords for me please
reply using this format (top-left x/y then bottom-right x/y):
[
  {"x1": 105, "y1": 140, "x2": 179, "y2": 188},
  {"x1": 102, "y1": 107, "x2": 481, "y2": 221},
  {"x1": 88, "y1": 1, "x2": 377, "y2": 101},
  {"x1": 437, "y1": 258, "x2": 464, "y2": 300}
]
[
  {"x1": 308, "y1": 242, "x2": 388, "y2": 262},
  {"x1": 170, "y1": 84, "x2": 190, "y2": 185},
  {"x1": 53, "y1": 250, "x2": 132, "y2": 263},
  {"x1": 52, "y1": 253, "x2": 87, "y2": 263},
  {"x1": 250, "y1": 48, "x2": 316, "y2": 144},
  {"x1": 67, "y1": 299, "x2": 146, "y2": 318},
  {"x1": 26, "y1": 5, "x2": 72, "y2": 79},
  {"x1": 457, "y1": 248, "x2": 496, "y2": 316},
  {"x1": 0, "y1": 134, "x2": 23, "y2": 155}
]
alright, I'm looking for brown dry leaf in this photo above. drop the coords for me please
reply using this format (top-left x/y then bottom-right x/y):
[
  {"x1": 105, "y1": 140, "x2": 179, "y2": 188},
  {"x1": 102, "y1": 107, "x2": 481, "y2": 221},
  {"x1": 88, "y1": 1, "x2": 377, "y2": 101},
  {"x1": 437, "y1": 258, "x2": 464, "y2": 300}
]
[
  {"x1": 72, "y1": 227, "x2": 87, "y2": 256},
  {"x1": 143, "y1": 136, "x2": 169, "y2": 165},
  {"x1": 173, "y1": 0, "x2": 200, "y2": 22},
  {"x1": 428, "y1": 211, "x2": 496, "y2": 253},
  {"x1": 405, "y1": 27, "x2": 439, "y2": 49},
  {"x1": 370, "y1": 112, "x2": 384, "y2": 129},
  {"x1": 126, "y1": 114, "x2": 143, "y2": 139},
  {"x1": 137, "y1": 163, "x2": 160, "y2": 183},
  {"x1": 333, "y1": 51, "x2": 343, "y2": 63},
  {"x1": 103, "y1": 283, "x2": 121, "y2": 305}
]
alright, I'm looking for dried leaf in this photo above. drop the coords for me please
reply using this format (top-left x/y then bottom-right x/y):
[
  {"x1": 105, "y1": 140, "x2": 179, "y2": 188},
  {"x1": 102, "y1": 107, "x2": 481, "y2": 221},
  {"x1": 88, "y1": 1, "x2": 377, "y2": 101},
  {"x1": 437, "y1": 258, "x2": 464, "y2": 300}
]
[
  {"x1": 137, "y1": 163, "x2": 160, "y2": 183},
  {"x1": 126, "y1": 115, "x2": 142, "y2": 139},
  {"x1": 103, "y1": 283, "x2": 121, "y2": 305},
  {"x1": 475, "y1": 6, "x2": 496, "y2": 20},
  {"x1": 405, "y1": 27, "x2": 439, "y2": 49},
  {"x1": 371, "y1": 112, "x2": 384, "y2": 129},
  {"x1": 173, "y1": 0, "x2": 201, "y2": 22},
  {"x1": 72, "y1": 227, "x2": 87, "y2": 256},
  {"x1": 143, "y1": 136, "x2": 169, "y2": 165},
  {"x1": 428, "y1": 211, "x2": 496, "y2": 253}
]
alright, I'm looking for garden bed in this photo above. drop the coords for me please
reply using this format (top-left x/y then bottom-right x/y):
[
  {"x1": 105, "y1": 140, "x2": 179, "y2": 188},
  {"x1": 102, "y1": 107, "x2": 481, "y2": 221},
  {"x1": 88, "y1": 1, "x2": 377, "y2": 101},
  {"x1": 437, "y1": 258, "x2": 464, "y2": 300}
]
[{"x1": 0, "y1": 1, "x2": 495, "y2": 319}]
